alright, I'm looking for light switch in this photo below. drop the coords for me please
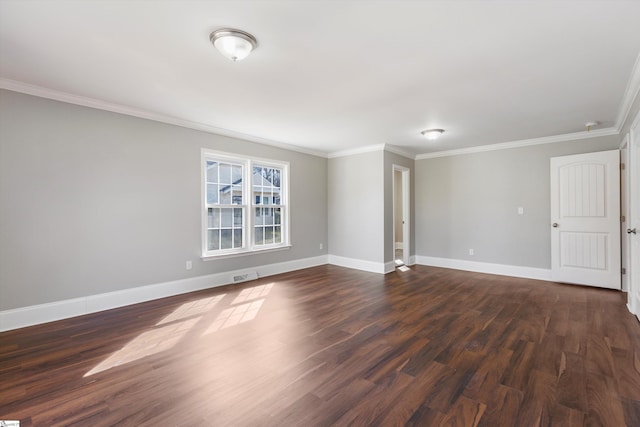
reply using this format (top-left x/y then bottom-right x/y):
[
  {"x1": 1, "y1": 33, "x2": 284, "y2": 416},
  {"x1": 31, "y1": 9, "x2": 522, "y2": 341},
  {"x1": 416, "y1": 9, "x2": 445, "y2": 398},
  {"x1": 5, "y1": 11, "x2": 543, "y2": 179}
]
[{"x1": 517, "y1": 207, "x2": 524, "y2": 215}]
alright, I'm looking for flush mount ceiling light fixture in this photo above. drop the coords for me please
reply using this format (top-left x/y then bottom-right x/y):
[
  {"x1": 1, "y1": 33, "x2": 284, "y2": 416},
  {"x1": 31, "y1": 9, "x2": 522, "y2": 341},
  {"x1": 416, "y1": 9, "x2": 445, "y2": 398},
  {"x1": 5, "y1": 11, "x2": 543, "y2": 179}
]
[
  {"x1": 210, "y1": 28, "x2": 257, "y2": 61},
  {"x1": 421, "y1": 129, "x2": 445, "y2": 141}
]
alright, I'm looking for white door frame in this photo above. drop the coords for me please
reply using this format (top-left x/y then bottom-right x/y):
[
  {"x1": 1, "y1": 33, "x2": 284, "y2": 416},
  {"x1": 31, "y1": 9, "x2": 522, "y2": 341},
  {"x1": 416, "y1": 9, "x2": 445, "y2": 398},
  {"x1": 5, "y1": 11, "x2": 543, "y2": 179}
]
[
  {"x1": 628, "y1": 110, "x2": 640, "y2": 319},
  {"x1": 620, "y1": 135, "x2": 630, "y2": 292},
  {"x1": 393, "y1": 165, "x2": 411, "y2": 266}
]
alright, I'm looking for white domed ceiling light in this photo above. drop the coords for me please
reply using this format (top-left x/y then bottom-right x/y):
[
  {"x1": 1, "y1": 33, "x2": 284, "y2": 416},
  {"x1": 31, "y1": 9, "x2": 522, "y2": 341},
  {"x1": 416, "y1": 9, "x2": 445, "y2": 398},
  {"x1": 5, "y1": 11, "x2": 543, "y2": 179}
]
[
  {"x1": 421, "y1": 129, "x2": 445, "y2": 141},
  {"x1": 210, "y1": 28, "x2": 257, "y2": 61}
]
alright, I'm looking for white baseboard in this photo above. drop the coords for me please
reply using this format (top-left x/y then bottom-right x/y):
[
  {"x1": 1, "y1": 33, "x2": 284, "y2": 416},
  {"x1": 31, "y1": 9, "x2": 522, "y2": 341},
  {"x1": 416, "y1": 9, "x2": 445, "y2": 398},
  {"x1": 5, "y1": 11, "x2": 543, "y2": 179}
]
[
  {"x1": 327, "y1": 254, "x2": 390, "y2": 274},
  {"x1": 408, "y1": 255, "x2": 416, "y2": 266},
  {"x1": 0, "y1": 255, "x2": 328, "y2": 332},
  {"x1": 414, "y1": 255, "x2": 552, "y2": 281},
  {"x1": 384, "y1": 261, "x2": 397, "y2": 274}
]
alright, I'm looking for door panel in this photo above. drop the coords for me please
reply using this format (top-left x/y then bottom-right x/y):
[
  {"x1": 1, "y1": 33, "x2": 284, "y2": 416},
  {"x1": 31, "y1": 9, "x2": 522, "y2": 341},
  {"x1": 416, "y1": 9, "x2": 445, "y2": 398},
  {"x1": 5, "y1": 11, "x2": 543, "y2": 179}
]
[{"x1": 551, "y1": 150, "x2": 620, "y2": 289}]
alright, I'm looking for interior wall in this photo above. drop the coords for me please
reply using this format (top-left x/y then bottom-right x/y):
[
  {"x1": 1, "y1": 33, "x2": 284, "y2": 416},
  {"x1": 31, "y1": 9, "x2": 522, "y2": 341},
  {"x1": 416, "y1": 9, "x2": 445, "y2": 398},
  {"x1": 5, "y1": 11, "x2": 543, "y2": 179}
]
[
  {"x1": 328, "y1": 150, "x2": 384, "y2": 264},
  {"x1": 0, "y1": 89, "x2": 328, "y2": 310},
  {"x1": 384, "y1": 151, "x2": 415, "y2": 264},
  {"x1": 415, "y1": 135, "x2": 620, "y2": 269}
]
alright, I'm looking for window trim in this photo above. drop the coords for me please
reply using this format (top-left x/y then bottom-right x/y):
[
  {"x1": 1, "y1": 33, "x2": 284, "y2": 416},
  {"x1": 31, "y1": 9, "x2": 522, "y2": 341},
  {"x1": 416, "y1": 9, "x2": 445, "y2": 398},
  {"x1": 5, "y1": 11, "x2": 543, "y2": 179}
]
[{"x1": 201, "y1": 149, "x2": 290, "y2": 259}]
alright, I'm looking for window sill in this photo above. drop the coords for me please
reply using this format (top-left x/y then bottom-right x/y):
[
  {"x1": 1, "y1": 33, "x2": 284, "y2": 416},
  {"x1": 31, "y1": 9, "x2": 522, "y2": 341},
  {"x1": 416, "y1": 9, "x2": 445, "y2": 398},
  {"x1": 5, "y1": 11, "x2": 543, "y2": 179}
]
[{"x1": 201, "y1": 244, "x2": 292, "y2": 261}]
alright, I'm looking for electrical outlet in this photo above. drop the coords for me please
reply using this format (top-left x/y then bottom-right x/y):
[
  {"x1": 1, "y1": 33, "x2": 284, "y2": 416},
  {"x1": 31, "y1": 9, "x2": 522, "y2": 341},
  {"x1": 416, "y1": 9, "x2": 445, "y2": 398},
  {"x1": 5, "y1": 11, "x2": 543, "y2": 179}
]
[
  {"x1": 469, "y1": 249, "x2": 474, "y2": 256},
  {"x1": 186, "y1": 260, "x2": 192, "y2": 270},
  {"x1": 319, "y1": 243, "x2": 323, "y2": 250},
  {"x1": 517, "y1": 206, "x2": 524, "y2": 215}
]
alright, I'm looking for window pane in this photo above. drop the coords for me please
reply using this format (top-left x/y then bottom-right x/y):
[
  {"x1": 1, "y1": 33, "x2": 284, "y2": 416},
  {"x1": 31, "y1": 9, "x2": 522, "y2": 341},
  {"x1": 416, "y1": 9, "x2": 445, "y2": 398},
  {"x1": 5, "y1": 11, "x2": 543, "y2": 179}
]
[
  {"x1": 255, "y1": 207, "x2": 263, "y2": 225},
  {"x1": 253, "y1": 166, "x2": 263, "y2": 180},
  {"x1": 232, "y1": 185, "x2": 242, "y2": 204},
  {"x1": 208, "y1": 208, "x2": 221, "y2": 228},
  {"x1": 221, "y1": 208, "x2": 232, "y2": 227},
  {"x1": 206, "y1": 161, "x2": 218, "y2": 183},
  {"x1": 255, "y1": 227, "x2": 264, "y2": 245},
  {"x1": 220, "y1": 163, "x2": 231, "y2": 184},
  {"x1": 274, "y1": 208, "x2": 281, "y2": 225},
  {"x1": 221, "y1": 229, "x2": 232, "y2": 249},
  {"x1": 234, "y1": 208, "x2": 242, "y2": 227},
  {"x1": 220, "y1": 188, "x2": 231, "y2": 204},
  {"x1": 265, "y1": 208, "x2": 273, "y2": 225},
  {"x1": 207, "y1": 184, "x2": 219, "y2": 204},
  {"x1": 233, "y1": 229, "x2": 242, "y2": 248},
  {"x1": 232, "y1": 165, "x2": 242, "y2": 183},
  {"x1": 274, "y1": 226, "x2": 281, "y2": 243},
  {"x1": 254, "y1": 187, "x2": 265, "y2": 205},
  {"x1": 208, "y1": 229, "x2": 219, "y2": 251},
  {"x1": 272, "y1": 169, "x2": 280, "y2": 187},
  {"x1": 265, "y1": 226, "x2": 274, "y2": 244}
]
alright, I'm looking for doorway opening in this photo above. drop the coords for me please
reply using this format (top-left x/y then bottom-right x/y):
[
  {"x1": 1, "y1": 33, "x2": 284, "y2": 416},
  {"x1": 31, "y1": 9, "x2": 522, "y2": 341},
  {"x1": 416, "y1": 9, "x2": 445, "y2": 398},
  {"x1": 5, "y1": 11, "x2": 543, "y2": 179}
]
[{"x1": 393, "y1": 165, "x2": 410, "y2": 269}]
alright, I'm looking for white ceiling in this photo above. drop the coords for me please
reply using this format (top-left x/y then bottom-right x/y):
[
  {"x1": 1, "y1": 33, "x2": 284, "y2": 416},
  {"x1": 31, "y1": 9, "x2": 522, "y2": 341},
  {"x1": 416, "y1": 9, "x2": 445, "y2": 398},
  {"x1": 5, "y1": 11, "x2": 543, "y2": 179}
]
[{"x1": 1, "y1": 1, "x2": 639, "y2": 157}]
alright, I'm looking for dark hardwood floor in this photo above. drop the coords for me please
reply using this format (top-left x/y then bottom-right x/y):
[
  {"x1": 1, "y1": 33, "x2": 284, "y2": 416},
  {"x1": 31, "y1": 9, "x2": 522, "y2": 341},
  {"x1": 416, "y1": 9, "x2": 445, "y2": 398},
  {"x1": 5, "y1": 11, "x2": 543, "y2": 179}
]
[{"x1": 1, "y1": 265, "x2": 640, "y2": 426}]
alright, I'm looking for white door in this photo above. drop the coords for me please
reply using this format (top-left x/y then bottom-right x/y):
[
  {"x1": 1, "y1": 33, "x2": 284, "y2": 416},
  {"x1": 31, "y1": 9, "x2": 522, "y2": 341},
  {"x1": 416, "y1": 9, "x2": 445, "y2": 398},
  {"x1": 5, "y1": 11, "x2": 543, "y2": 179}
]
[
  {"x1": 550, "y1": 150, "x2": 620, "y2": 289},
  {"x1": 628, "y1": 114, "x2": 640, "y2": 318}
]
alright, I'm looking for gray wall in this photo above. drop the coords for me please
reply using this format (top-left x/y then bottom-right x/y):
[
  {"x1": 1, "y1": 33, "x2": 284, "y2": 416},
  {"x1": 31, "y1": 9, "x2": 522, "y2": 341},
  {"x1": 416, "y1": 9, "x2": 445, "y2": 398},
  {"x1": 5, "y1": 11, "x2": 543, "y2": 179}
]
[
  {"x1": 328, "y1": 150, "x2": 384, "y2": 263},
  {"x1": 0, "y1": 90, "x2": 328, "y2": 310},
  {"x1": 415, "y1": 135, "x2": 620, "y2": 269},
  {"x1": 384, "y1": 151, "x2": 414, "y2": 264}
]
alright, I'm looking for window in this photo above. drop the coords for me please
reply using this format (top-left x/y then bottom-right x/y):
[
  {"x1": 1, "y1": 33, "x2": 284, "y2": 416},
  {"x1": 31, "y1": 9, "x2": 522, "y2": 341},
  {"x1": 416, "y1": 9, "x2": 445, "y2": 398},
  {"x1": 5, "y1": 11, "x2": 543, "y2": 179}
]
[{"x1": 202, "y1": 150, "x2": 289, "y2": 257}]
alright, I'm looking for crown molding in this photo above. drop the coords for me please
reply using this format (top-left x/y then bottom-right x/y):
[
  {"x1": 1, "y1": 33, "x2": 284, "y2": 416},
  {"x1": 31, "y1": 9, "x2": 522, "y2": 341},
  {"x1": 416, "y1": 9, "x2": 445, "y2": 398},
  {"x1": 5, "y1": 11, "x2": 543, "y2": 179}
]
[
  {"x1": 382, "y1": 144, "x2": 416, "y2": 160},
  {"x1": 0, "y1": 78, "x2": 329, "y2": 159},
  {"x1": 615, "y1": 53, "x2": 640, "y2": 132},
  {"x1": 328, "y1": 143, "x2": 416, "y2": 159},
  {"x1": 327, "y1": 143, "x2": 386, "y2": 159},
  {"x1": 4, "y1": 57, "x2": 639, "y2": 162},
  {"x1": 415, "y1": 127, "x2": 619, "y2": 160}
]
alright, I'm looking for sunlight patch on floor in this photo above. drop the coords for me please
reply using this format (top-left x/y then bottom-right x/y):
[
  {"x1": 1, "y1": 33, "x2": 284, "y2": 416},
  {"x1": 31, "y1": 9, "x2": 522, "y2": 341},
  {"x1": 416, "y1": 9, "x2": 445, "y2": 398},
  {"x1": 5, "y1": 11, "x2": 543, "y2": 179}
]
[
  {"x1": 157, "y1": 294, "x2": 226, "y2": 325},
  {"x1": 84, "y1": 317, "x2": 199, "y2": 376},
  {"x1": 84, "y1": 283, "x2": 274, "y2": 377},
  {"x1": 232, "y1": 283, "x2": 273, "y2": 305},
  {"x1": 203, "y1": 299, "x2": 265, "y2": 335},
  {"x1": 202, "y1": 299, "x2": 264, "y2": 335}
]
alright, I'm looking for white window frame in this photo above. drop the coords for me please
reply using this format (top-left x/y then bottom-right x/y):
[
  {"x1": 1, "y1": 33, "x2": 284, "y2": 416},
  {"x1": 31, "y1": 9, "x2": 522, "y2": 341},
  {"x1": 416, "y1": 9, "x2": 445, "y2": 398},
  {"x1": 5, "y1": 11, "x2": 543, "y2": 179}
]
[{"x1": 201, "y1": 149, "x2": 290, "y2": 259}]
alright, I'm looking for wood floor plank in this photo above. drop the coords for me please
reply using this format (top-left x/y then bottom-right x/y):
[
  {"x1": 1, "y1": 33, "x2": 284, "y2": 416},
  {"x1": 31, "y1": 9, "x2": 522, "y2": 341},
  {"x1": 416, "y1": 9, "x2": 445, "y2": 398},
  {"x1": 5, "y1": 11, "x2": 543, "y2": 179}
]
[
  {"x1": 439, "y1": 395, "x2": 486, "y2": 427},
  {"x1": 620, "y1": 396, "x2": 640, "y2": 427},
  {"x1": 1, "y1": 264, "x2": 639, "y2": 426},
  {"x1": 557, "y1": 351, "x2": 588, "y2": 412},
  {"x1": 475, "y1": 385, "x2": 522, "y2": 427},
  {"x1": 584, "y1": 372, "x2": 626, "y2": 426}
]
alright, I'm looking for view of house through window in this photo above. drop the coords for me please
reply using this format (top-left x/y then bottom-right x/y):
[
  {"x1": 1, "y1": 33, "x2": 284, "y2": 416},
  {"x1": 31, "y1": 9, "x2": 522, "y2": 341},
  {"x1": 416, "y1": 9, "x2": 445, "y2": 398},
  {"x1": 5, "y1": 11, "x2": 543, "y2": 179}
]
[
  {"x1": 253, "y1": 165, "x2": 282, "y2": 246},
  {"x1": 206, "y1": 160, "x2": 244, "y2": 251},
  {"x1": 203, "y1": 150, "x2": 288, "y2": 257}
]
